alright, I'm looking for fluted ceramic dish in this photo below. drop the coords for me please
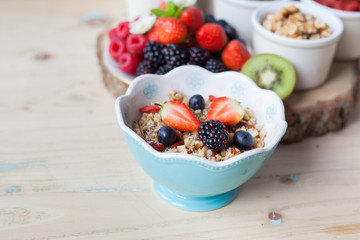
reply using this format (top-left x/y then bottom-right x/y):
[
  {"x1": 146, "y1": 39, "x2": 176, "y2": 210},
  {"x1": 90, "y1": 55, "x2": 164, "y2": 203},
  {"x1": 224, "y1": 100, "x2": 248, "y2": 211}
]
[{"x1": 115, "y1": 65, "x2": 287, "y2": 211}]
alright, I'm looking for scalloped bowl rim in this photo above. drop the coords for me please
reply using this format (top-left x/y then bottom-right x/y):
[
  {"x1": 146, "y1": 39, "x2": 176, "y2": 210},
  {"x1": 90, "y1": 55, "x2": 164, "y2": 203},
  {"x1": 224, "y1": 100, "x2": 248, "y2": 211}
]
[{"x1": 115, "y1": 65, "x2": 287, "y2": 169}]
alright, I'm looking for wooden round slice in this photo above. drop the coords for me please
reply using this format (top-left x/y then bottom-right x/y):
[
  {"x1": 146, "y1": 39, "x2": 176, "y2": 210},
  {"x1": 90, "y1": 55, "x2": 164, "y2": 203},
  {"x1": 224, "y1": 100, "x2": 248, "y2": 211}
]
[{"x1": 282, "y1": 60, "x2": 359, "y2": 143}]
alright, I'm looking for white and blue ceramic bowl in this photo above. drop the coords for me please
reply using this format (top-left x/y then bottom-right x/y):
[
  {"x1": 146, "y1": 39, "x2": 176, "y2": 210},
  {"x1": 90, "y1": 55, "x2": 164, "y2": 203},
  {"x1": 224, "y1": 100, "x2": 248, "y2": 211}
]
[{"x1": 115, "y1": 65, "x2": 287, "y2": 211}]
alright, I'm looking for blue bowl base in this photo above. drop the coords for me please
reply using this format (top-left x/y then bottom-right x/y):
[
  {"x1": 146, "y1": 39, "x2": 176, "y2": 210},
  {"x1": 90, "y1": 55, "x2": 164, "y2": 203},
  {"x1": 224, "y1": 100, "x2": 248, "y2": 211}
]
[{"x1": 153, "y1": 181, "x2": 238, "y2": 212}]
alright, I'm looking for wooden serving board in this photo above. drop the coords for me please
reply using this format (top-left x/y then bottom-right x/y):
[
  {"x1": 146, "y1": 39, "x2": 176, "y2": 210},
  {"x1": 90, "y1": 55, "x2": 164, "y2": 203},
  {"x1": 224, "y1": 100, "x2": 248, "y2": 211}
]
[{"x1": 96, "y1": 32, "x2": 360, "y2": 143}]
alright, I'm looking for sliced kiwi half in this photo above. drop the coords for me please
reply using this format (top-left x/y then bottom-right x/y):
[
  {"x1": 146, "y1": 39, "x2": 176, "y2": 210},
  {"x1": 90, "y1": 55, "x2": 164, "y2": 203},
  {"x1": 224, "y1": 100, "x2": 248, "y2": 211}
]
[{"x1": 242, "y1": 54, "x2": 296, "y2": 100}]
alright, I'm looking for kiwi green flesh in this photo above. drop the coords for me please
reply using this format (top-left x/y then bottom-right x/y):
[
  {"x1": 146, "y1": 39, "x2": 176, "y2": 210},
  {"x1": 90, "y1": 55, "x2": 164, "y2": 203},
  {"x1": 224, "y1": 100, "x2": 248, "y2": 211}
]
[{"x1": 242, "y1": 54, "x2": 296, "y2": 100}]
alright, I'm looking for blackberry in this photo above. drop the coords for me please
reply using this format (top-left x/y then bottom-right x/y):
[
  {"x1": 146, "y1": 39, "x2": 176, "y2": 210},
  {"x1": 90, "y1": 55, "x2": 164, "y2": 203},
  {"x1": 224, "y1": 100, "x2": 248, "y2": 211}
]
[
  {"x1": 199, "y1": 120, "x2": 229, "y2": 152},
  {"x1": 155, "y1": 64, "x2": 173, "y2": 75},
  {"x1": 188, "y1": 47, "x2": 211, "y2": 66},
  {"x1": 136, "y1": 60, "x2": 159, "y2": 76},
  {"x1": 205, "y1": 58, "x2": 227, "y2": 73},
  {"x1": 204, "y1": 13, "x2": 216, "y2": 23},
  {"x1": 216, "y1": 19, "x2": 239, "y2": 40},
  {"x1": 143, "y1": 41, "x2": 165, "y2": 64},
  {"x1": 162, "y1": 43, "x2": 189, "y2": 67}
]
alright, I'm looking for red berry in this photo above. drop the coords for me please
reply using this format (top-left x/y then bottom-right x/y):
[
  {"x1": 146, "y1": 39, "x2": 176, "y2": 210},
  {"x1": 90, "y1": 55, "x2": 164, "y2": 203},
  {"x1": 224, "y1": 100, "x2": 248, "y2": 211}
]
[
  {"x1": 118, "y1": 53, "x2": 139, "y2": 75},
  {"x1": 158, "y1": 1, "x2": 167, "y2": 10},
  {"x1": 156, "y1": 17, "x2": 188, "y2": 45},
  {"x1": 126, "y1": 34, "x2": 147, "y2": 56},
  {"x1": 159, "y1": 101, "x2": 200, "y2": 131},
  {"x1": 196, "y1": 23, "x2": 227, "y2": 52},
  {"x1": 222, "y1": 40, "x2": 251, "y2": 71},
  {"x1": 108, "y1": 28, "x2": 118, "y2": 41},
  {"x1": 207, "y1": 97, "x2": 245, "y2": 126},
  {"x1": 146, "y1": 25, "x2": 160, "y2": 42},
  {"x1": 139, "y1": 105, "x2": 161, "y2": 113},
  {"x1": 116, "y1": 21, "x2": 130, "y2": 41},
  {"x1": 180, "y1": 7, "x2": 204, "y2": 32},
  {"x1": 345, "y1": 1, "x2": 359, "y2": 11},
  {"x1": 109, "y1": 39, "x2": 126, "y2": 60}
]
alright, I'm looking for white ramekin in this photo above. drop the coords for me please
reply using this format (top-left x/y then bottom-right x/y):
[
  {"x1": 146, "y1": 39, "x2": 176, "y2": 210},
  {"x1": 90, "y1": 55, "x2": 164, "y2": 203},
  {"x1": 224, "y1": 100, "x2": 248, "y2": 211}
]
[
  {"x1": 213, "y1": 0, "x2": 290, "y2": 44},
  {"x1": 252, "y1": 2, "x2": 344, "y2": 91}
]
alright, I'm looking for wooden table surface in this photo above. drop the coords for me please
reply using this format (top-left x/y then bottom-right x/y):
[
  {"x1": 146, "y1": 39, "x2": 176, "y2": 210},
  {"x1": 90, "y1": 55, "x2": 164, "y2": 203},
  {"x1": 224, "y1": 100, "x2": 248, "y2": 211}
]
[{"x1": 1, "y1": 0, "x2": 360, "y2": 239}]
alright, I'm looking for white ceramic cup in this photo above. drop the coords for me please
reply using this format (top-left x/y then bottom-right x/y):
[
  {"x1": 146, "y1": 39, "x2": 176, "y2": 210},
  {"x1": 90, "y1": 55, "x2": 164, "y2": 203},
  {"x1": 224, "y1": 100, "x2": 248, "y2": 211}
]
[
  {"x1": 213, "y1": 0, "x2": 290, "y2": 44},
  {"x1": 125, "y1": 0, "x2": 162, "y2": 20},
  {"x1": 252, "y1": 2, "x2": 344, "y2": 91},
  {"x1": 301, "y1": 0, "x2": 360, "y2": 60}
]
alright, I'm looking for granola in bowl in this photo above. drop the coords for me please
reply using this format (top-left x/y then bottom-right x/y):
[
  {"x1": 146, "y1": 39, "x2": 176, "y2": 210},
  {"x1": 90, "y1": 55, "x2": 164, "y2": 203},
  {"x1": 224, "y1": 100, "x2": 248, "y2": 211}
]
[{"x1": 133, "y1": 90, "x2": 266, "y2": 162}]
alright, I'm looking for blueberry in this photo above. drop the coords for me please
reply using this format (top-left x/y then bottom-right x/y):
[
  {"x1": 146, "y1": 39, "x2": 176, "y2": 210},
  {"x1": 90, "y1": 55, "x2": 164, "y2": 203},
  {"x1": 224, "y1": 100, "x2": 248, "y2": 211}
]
[
  {"x1": 157, "y1": 126, "x2": 176, "y2": 146},
  {"x1": 204, "y1": 13, "x2": 216, "y2": 23},
  {"x1": 234, "y1": 130, "x2": 254, "y2": 150},
  {"x1": 189, "y1": 94, "x2": 205, "y2": 110}
]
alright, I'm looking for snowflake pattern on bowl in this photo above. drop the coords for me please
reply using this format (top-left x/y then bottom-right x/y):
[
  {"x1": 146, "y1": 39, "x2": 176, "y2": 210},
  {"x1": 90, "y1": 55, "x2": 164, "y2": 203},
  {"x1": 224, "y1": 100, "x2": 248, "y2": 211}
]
[
  {"x1": 186, "y1": 73, "x2": 204, "y2": 91},
  {"x1": 230, "y1": 82, "x2": 248, "y2": 101},
  {"x1": 266, "y1": 104, "x2": 277, "y2": 123},
  {"x1": 143, "y1": 80, "x2": 158, "y2": 99}
]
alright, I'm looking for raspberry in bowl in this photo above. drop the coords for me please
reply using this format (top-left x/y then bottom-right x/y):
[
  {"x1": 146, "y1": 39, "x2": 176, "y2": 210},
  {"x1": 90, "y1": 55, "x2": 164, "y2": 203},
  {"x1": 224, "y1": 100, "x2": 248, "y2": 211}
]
[{"x1": 115, "y1": 65, "x2": 287, "y2": 211}]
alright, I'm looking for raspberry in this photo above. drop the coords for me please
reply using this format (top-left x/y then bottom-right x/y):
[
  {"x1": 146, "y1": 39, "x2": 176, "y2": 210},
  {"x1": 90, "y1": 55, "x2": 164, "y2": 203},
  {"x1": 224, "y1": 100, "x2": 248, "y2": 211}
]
[
  {"x1": 126, "y1": 34, "x2": 147, "y2": 56},
  {"x1": 119, "y1": 53, "x2": 140, "y2": 75},
  {"x1": 115, "y1": 21, "x2": 130, "y2": 41},
  {"x1": 109, "y1": 39, "x2": 126, "y2": 60},
  {"x1": 162, "y1": 43, "x2": 189, "y2": 67},
  {"x1": 205, "y1": 58, "x2": 227, "y2": 73},
  {"x1": 136, "y1": 60, "x2": 159, "y2": 76},
  {"x1": 155, "y1": 64, "x2": 173, "y2": 75},
  {"x1": 198, "y1": 120, "x2": 229, "y2": 152},
  {"x1": 144, "y1": 41, "x2": 166, "y2": 64},
  {"x1": 108, "y1": 28, "x2": 118, "y2": 41},
  {"x1": 188, "y1": 47, "x2": 211, "y2": 66}
]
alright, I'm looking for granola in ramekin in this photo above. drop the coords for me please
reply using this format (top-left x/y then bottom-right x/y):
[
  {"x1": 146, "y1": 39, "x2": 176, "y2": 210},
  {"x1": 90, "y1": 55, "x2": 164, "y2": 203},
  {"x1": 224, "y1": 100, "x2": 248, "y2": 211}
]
[
  {"x1": 133, "y1": 90, "x2": 266, "y2": 162},
  {"x1": 262, "y1": 5, "x2": 332, "y2": 40}
]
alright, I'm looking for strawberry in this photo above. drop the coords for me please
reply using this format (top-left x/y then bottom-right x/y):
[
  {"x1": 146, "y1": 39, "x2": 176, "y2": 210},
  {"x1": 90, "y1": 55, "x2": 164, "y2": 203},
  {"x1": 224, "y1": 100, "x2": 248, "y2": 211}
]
[
  {"x1": 222, "y1": 40, "x2": 251, "y2": 71},
  {"x1": 146, "y1": 25, "x2": 159, "y2": 42},
  {"x1": 180, "y1": 7, "x2": 204, "y2": 32},
  {"x1": 207, "y1": 97, "x2": 245, "y2": 126},
  {"x1": 159, "y1": 101, "x2": 200, "y2": 131},
  {"x1": 196, "y1": 23, "x2": 227, "y2": 52},
  {"x1": 158, "y1": 1, "x2": 167, "y2": 10},
  {"x1": 139, "y1": 105, "x2": 160, "y2": 113},
  {"x1": 156, "y1": 17, "x2": 188, "y2": 45}
]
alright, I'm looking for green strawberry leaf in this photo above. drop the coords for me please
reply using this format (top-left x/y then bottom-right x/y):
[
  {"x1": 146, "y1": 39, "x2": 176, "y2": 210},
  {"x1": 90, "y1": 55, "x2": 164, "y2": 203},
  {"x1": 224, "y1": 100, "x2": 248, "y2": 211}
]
[
  {"x1": 150, "y1": 1, "x2": 184, "y2": 18},
  {"x1": 151, "y1": 9, "x2": 169, "y2": 18}
]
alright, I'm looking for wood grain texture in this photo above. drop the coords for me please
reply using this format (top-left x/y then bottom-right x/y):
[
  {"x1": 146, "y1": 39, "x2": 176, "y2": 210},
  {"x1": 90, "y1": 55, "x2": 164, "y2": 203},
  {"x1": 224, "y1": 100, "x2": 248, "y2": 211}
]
[{"x1": 1, "y1": 0, "x2": 360, "y2": 240}]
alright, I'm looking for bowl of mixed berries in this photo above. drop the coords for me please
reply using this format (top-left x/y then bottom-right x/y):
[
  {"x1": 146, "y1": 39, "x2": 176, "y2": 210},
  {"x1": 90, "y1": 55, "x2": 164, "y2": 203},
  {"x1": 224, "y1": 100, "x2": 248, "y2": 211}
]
[
  {"x1": 104, "y1": 1, "x2": 251, "y2": 95},
  {"x1": 115, "y1": 65, "x2": 287, "y2": 211}
]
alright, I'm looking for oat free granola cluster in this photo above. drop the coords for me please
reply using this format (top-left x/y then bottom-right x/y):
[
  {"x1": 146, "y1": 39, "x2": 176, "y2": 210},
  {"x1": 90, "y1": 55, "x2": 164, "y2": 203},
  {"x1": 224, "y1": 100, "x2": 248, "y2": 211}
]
[
  {"x1": 133, "y1": 90, "x2": 266, "y2": 162},
  {"x1": 262, "y1": 5, "x2": 332, "y2": 40}
]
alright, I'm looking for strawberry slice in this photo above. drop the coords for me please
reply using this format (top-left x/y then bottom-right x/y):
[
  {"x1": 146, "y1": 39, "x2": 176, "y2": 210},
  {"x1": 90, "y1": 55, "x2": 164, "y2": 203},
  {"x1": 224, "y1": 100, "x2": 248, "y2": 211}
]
[
  {"x1": 207, "y1": 97, "x2": 245, "y2": 125},
  {"x1": 139, "y1": 105, "x2": 160, "y2": 113},
  {"x1": 159, "y1": 101, "x2": 200, "y2": 131}
]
